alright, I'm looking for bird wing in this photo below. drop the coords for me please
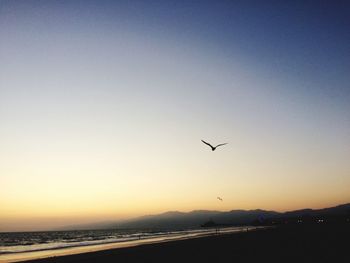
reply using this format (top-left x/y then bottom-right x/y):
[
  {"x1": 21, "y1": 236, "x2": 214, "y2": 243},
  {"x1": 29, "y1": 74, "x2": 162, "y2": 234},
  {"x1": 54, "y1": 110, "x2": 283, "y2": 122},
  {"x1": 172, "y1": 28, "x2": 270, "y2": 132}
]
[
  {"x1": 201, "y1": 140, "x2": 214, "y2": 148},
  {"x1": 215, "y1": 143, "x2": 227, "y2": 148}
]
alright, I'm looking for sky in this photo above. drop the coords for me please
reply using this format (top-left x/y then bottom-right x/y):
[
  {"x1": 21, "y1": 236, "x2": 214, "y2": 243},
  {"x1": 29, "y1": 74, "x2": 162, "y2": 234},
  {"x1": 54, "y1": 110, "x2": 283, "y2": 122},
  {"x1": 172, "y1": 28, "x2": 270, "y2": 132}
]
[{"x1": 1, "y1": 0, "x2": 350, "y2": 231}]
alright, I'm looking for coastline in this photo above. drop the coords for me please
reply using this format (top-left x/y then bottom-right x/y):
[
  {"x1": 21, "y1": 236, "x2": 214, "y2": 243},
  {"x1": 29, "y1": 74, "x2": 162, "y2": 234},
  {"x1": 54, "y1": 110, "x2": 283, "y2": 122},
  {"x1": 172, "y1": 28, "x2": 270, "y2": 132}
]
[
  {"x1": 19, "y1": 224, "x2": 350, "y2": 263},
  {"x1": 2, "y1": 224, "x2": 348, "y2": 263},
  {"x1": 0, "y1": 226, "x2": 259, "y2": 263}
]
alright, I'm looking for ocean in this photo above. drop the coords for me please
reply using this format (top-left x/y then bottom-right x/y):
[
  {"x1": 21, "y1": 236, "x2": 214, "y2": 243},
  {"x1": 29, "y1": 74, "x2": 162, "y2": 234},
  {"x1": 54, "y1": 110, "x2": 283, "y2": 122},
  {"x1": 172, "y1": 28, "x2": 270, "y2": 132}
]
[{"x1": 0, "y1": 226, "x2": 255, "y2": 262}]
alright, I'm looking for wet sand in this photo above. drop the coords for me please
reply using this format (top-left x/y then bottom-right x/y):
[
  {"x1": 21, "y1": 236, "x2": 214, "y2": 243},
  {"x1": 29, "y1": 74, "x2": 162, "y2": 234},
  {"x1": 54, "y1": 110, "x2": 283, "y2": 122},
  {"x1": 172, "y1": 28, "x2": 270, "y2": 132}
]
[
  {"x1": 19, "y1": 224, "x2": 350, "y2": 263},
  {"x1": 0, "y1": 227, "x2": 258, "y2": 262}
]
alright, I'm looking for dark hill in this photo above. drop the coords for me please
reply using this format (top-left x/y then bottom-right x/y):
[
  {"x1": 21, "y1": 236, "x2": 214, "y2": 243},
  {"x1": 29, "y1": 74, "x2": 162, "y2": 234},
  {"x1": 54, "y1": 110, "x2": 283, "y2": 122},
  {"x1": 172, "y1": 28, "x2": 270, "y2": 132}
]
[{"x1": 60, "y1": 203, "x2": 350, "y2": 230}]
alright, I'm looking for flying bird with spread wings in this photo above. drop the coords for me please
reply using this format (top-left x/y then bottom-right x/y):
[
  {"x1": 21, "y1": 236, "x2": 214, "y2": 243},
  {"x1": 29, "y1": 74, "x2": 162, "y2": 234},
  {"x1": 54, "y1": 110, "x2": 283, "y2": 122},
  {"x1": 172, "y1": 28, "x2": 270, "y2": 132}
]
[
  {"x1": 217, "y1": 197, "x2": 223, "y2": 201},
  {"x1": 201, "y1": 140, "x2": 227, "y2": 151}
]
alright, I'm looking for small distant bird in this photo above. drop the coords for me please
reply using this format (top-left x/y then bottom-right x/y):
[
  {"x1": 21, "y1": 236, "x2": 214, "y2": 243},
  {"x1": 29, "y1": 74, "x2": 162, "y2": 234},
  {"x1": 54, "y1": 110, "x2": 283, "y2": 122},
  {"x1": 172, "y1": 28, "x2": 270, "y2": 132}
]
[
  {"x1": 201, "y1": 140, "x2": 227, "y2": 151},
  {"x1": 217, "y1": 197, "x2": 223, "y2": 201}
]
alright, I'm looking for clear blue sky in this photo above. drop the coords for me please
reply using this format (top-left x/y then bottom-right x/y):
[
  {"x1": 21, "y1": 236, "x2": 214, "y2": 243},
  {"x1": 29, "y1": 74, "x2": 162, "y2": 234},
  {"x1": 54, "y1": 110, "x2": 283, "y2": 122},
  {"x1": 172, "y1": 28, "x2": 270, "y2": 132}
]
[{"x1": 1, "y1": 0, "x2": 349, "y2": 231}]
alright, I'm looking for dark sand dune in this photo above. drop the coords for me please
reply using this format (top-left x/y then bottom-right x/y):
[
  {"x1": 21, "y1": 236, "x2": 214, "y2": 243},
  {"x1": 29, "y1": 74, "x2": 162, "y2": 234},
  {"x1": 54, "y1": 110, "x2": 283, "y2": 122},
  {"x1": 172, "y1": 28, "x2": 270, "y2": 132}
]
[{"x1": 23, "y1": 224, "x2": 349, "y2": 263}]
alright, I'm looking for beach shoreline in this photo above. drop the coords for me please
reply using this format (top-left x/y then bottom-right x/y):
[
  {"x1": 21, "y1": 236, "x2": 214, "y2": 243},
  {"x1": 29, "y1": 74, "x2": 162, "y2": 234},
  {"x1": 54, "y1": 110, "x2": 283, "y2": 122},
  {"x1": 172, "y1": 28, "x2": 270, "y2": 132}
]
[
  {"x1": 2, "y1": 224, "x2": 349, "y2": 263},
  {"x1": 0, "y1": 226, "x2": 259, "y2": 263}
]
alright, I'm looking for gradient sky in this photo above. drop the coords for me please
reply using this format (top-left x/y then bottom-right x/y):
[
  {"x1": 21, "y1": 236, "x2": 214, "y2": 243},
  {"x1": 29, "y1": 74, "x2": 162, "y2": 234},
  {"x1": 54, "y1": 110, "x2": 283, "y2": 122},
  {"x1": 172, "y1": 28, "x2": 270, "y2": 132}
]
[{"x1": 1, "y1": 0, "x2": 350, "y2": 231}]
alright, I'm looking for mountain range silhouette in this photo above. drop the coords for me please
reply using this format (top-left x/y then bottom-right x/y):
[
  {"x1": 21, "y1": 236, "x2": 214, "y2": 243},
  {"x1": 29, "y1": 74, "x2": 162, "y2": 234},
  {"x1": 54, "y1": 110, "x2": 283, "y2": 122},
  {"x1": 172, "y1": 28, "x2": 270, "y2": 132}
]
[{"x1": 60, "y1": 203, "x2": 350, "y2": 230}]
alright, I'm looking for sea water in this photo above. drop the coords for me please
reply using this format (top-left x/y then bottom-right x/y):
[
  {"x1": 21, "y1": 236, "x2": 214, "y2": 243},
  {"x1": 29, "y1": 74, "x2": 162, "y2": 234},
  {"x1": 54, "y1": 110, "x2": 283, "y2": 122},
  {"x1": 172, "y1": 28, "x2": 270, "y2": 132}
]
[{"x1": 0, "y1": 226, "x2": 257, "y2": 262}]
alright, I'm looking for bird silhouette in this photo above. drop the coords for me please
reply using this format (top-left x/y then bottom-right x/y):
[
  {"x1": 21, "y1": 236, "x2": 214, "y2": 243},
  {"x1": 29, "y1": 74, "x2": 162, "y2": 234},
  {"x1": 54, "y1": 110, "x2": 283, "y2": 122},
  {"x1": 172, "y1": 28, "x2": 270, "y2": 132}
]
[
  {"x1": 201, "y1": 140, "x2": 227, "y2": 151},
  {"x1": 217, "y1": 197, "x2": 223, "y2": 201}
]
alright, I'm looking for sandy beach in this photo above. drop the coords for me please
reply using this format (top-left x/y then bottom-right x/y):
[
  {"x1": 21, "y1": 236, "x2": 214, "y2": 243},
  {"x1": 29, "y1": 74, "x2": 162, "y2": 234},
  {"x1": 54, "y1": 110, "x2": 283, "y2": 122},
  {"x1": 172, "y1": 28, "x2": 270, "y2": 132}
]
[
  {"x1": 0, "y1": 227, "x2": 257, "y2": 262},
  {"x1": 15, "y1": 224, "x2": 349, "y2": 263}
]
